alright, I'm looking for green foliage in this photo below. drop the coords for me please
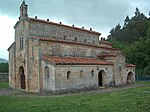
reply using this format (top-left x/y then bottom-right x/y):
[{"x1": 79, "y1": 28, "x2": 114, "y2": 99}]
[
  {"x1": 108, "y1": 8, "x2": 150, "y2": 75},
  {"x1": 0, "y1": 82, "x2": 149, "y2": 112},
  {"x1": 0, "y1": 63, "x2": 9, "y2": 73}
]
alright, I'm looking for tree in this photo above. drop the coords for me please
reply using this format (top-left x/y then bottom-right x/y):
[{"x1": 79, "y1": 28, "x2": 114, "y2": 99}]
[
  {"x1": 0, "y1": 63, "x2": 9, "y2": 73},
  {"x1": 107, "y1": 8, "x2": 150, "y2": 75},
  {"x1": 135, "y1": 7, "x2": 140, "y2": 17},
  {"x1": 124, "y1": 15, "x2": 130, "y2": 27}
]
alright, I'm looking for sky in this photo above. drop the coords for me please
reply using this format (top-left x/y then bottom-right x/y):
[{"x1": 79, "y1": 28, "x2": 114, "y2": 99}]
[{"x1": 0, "y1": 0, "x2": 150, "y2": 60}]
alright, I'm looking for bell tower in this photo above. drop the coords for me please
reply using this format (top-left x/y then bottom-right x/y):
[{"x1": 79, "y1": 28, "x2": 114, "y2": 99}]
[{"x1": 19, "y1": 0, "x2": 28, "y2": 19}]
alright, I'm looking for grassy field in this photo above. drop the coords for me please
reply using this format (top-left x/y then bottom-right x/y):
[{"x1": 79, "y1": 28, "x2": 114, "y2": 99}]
[
  {"x1": 0, "y1": 81, "x2": 149, "y2": 112},
  {"x1": 0, "y1": 82, "x2": 9, "y2": 88}
]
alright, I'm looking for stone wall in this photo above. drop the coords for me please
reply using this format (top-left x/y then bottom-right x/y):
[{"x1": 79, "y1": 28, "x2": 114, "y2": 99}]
[
  {"x1": 114, "y1": 54, "x2": 126, "y2": 85},
  {"x1": 125, "y1": 67, "x2": 135, "y2": 83},
  {"x1": 39, "y1": 41, "x2": 112, "y2": 58},
  {"x1": 41, "y1": 64, "x2": 114, "y2": 91},
  {"x1": 8, "y1": 42, "x2": 16, "y2": 89},
  {"x1": 29, "y1": 20, "x2": 100, "y2": 45}
]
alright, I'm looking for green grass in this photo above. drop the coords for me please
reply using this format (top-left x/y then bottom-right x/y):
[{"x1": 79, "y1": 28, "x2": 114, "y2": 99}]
[
  {"x1": 0, "y1": 81, "x2": 150, "y2": 112},
  {"x1": 0, "y1": 82, "x2": 9, "y2": 88}
]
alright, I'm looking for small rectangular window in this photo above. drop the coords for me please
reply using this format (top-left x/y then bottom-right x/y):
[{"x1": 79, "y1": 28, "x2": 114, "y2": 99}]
[
  {"x1": 20, "y1": 38, "x2": 21, "y2": 50},
  {"x1": 32, "y1": 47, "x2": 34, "y2": 56},
  {"x1": 22, "y1": 37, "x2": 23, "y2": 50}
]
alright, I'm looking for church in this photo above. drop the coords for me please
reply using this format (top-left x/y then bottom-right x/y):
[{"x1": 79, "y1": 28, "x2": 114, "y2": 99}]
[{"x1": 8, "y1": 1, "x2": 135, "y2": 92}]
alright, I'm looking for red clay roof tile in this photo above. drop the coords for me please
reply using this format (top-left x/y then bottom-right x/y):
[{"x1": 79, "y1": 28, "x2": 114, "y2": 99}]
[
  {"x1": 126, "y1": 64, "x2": 136, "y2": 67},
  {"x1": 43, "y1": 56, "x2": 113, "y2": 65}
]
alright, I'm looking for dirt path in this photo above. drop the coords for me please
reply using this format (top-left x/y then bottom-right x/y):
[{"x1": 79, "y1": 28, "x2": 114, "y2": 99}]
[{"x1": 0, "y1": 84, "x2": 145, "y2": 96}]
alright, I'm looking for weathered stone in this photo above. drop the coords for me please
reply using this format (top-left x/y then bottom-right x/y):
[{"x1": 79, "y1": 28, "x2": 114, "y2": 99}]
[{"x1": 8, "y1": 1, "x2": 136, "y2": 93}]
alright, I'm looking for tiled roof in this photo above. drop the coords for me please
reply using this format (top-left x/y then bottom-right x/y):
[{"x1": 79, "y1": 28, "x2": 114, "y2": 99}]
[
  {"x1": 43, "y1": 56, "x2": 113, "y2": 65},
  {"x1": 99, "y1": 40, "x2": 112, "y2": 46},
  {"x1": 29, "y1": 18, "x2": 101, "y2": 35},
  {"x1": 31, "y1": 37, "x2": 117, "y2": 51},
  {"x1": 126, "y1": 64, "x2": 136, "y2": 67}
]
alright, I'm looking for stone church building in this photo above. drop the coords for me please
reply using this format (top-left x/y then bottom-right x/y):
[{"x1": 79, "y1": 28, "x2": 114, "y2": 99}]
[{"x1": 8, "y1": 1, "x2": 135, "y2": 92}]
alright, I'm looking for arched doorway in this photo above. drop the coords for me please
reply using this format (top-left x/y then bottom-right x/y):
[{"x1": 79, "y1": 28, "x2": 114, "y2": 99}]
[
  {"x1": 98, "y1": 70, "x2": 105, "y2": 86},
  {"x1": 127, "y1": 72, "x2": 134, "y2": 84},
  {"x1": 19, "y1": 66, "x2": 25, "y2": 89}
]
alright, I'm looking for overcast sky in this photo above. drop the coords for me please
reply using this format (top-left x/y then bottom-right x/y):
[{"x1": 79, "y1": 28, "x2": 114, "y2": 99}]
[{"x1": 0, "y1": 0, "x2": 150, "y2": 60}]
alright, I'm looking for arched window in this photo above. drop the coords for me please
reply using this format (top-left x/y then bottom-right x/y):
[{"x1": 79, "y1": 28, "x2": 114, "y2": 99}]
[
  {"x1": 45, "y1": 66, "x2": 49, "y2": 79},
  {"x1": 67, "y1": 71, "x2": 71, "y2": 79},
  {"x1": 84, "y1": 39, "x2": 87, "y2": 43},
  {"x1": 75, "y1": 37, "x2": 78, "y2": 42},
  {"x1": 80, "y1": 70, "x2": 83, "y2": 78},
  {"x1": 91, "y1": 70, "x2": 94, "y2": 77}
]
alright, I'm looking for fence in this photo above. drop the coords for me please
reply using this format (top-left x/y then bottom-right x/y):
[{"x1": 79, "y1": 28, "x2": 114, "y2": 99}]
[
  {"x1": 0, "y1": 73, "x2": 8, "y2": 82},
  {"x1": 135, "y1": 74, "x2": 150, "y2": 81}
]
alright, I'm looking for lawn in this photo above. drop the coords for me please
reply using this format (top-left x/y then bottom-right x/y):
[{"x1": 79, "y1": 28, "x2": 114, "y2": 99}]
[
  {"x1": 0, "y1": 81, "x2": 149, "y2": 112},
  {"x1": 0, "y1": 82, "x2": 9, "y2": 89}
]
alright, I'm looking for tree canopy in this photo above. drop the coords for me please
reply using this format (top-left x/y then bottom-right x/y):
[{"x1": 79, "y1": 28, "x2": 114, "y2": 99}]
[
  {"x1": 0, "y1": 63, "x2": 9, "y2": 73},
  {"x1": 107, "y1": 8, "x2": 150, "y2": 75}
]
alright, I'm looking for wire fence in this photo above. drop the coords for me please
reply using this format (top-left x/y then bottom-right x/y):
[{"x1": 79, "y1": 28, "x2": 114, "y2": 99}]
[
  {"x1": 135, "y1": 74, "x2": 150, "y2": 81},
  {"x1": 0, "y1": 73, "x2": 9, "y2": 82}
]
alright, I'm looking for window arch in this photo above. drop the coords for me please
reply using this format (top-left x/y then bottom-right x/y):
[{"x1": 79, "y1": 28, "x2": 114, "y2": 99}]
[
  {"x1": 45, "y1": 66, "x2": 49, "y2": 79},
  {"x1": 67, "y1": 71, "x2": 71, "y2": 79},
  {"x1": 91, "y1": 70, "x2": 94, "y2": 77},
  {"x1": 80, "y1": 70, "x2": 83, "y2": 78}
]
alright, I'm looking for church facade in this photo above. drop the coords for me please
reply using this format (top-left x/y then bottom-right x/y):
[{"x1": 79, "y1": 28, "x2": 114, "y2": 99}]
[{"x1": 8, "y1": 1, "x2": 136, "y2": 92}]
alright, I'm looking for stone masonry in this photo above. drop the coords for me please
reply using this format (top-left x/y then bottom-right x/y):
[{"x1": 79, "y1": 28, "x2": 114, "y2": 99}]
[{"x1": 8, "y1": 1, "x2": 136, "y2": 92}]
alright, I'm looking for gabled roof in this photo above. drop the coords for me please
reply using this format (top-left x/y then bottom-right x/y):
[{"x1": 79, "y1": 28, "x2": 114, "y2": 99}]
[
  {"x1": 29, "y1": 18, "x2": 101, "y2": 35},
  {"x1": 43, "y1": 55, "x2": 113, "y2": 65},
  {"x1": 7, "y1": 42, "x2": 16, "y2": 51}
]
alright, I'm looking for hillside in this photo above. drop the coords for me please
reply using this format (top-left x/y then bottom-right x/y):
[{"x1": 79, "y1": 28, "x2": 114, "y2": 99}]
[{"x1": 0, "y1": 58, "x2": 8, "y2": 63}]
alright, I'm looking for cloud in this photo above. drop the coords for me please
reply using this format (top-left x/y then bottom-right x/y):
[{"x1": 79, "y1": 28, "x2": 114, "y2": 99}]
[
  {"x1": 26, "y1": 0, "x2": 132, "y2": 36},
  {"x1": 0, "y1": 14, "x2": 15, "y2": 59},
  {"x1": 0, "y1": 0, "x2": 149, "y2": 31},
  {"x1": 0, "y1": 0, "x2": 150, "y2": 59}
]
